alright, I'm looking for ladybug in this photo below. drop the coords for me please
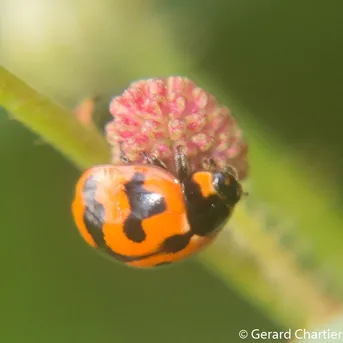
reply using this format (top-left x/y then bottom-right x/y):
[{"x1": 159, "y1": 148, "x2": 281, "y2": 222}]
[{"x1": 72, "y1": 146, "x2": 243, "y2": 268}]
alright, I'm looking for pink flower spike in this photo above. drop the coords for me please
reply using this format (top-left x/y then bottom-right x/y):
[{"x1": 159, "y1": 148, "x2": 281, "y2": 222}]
[{"x1": 106, "y1": 77, "x2": 249, "y2": 180}]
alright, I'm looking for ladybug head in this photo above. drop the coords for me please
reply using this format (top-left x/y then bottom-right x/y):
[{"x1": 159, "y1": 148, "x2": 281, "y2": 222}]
[{"x1": 212, "y1": 168, "x2": 243, "y2": 206}]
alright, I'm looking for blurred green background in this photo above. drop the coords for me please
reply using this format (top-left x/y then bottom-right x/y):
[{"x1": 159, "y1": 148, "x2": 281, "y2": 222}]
[{"x1": 1, "y1": 1, "x2": 343, "y2": 342}]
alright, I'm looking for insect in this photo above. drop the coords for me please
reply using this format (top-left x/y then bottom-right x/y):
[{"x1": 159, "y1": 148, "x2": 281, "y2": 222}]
[{"x1": 72, "y1": 146, "x2": 243, "y2": 268}]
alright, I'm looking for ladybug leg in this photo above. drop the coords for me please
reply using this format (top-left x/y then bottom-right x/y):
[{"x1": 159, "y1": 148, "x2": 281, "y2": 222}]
[
  {"x1": 208, "y1": 158, "x2": 217, "y2": 170},
  {"x1": 222, "y1": 164, "x2": 248, "y2": 196},
  {"x1": 175, "y1": 145, "x2": 190, "y2": 182},
  {"x1": 142, "y1": 152, "x2": 167, "y2": 170},
  {"x1": 223, "y1": 165, "x2": 239, "y2": 179},
  {"x1": 74, "y1": 95, "x2": 100, "y2": 127},
  {"x1": 202, "y1": 157, "x2": 217, "y2": 171},
  {"x1": 120, "y1": 145, "x2": 132, "y2": 164}
]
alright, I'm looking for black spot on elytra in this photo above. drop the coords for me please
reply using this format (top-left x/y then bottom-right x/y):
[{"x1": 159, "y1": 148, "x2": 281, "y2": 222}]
[
  {"x1": 123, "y1": 172, "x2": 166, "y2": 242},
  {"x1": 82, "y1": 175, "x2": 145, "y2": 263},
  {"x1": 161, "y1": 233, "x2": 192, "y2": 253},
  {"x1": 82, "y1": 176, "x2": 106, "y2": 247},
  {"x1": 182, "y1": 175, "x2": 231, "y2": 237},
  {"x1": 123, "y1": 214, "x2": 146, "y2": 242}
]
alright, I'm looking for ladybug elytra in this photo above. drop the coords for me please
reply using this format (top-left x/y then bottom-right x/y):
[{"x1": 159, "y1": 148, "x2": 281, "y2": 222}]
[{"x1": 72, "y1": 146, "x2": 243, "y2": 268}]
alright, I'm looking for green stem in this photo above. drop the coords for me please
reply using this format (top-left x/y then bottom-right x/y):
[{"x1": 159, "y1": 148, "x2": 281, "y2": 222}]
[
  {"x1": 0, "y1": 67, "x2": 110, "y2": 169},
  {"x1": 201, "y1": 201, "x2": 340, "y2": 329}
]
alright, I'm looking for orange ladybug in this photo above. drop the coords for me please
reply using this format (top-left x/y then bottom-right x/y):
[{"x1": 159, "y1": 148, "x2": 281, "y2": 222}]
[{"x1": 72, "y1": 147, "x2": 243, "y2": 268}]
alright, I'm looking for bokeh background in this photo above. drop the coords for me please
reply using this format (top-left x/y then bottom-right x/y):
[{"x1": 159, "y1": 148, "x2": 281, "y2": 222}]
[{"x1": 1, "y1": 1, "x2": 343, "y2": 342}]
